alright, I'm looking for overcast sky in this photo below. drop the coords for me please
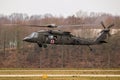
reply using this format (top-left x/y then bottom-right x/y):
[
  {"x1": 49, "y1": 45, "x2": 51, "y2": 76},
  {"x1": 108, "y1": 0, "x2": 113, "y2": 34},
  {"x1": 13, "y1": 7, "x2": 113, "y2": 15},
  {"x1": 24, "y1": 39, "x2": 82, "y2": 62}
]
[{"x1": 0, "y1": 0, "x2": 120, "y2": 17}]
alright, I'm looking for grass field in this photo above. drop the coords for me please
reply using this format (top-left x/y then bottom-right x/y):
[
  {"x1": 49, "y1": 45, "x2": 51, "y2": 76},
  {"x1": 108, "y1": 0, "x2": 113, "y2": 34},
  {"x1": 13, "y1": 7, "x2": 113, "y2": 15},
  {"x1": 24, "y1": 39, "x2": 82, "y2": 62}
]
[
  {"x1": 0, "y1": 70, "x2": 120, "y2": 75},
  {"x1": 0, "y1": 77, "x2": 120, "y2": 80},
  {"x1": 0, "y1": 68, "x2": 119, "y2": 80}
]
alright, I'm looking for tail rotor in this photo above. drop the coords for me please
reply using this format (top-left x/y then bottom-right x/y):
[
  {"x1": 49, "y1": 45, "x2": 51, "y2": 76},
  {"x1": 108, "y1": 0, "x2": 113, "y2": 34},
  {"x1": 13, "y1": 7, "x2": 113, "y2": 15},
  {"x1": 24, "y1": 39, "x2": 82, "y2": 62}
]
[{"x1": 100, "y1": 21, "x2": 114, "y2": 37}]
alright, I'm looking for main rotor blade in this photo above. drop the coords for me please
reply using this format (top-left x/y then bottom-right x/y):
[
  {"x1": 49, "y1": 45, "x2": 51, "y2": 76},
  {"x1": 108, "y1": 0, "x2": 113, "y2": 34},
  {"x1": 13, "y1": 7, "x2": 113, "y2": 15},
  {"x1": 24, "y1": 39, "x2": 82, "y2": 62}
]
[
  {"x1": 27, "y1": 24, "x2": 100, "y2": 28},
  {"x1": 108, "y1": 33, "x2": 111, "y2": 37},
  {"x1": 0, "y1": 24, "x2": 57, "y2": 28},
  {"x1": 0, "y1": 23, "x2": 100, "y2": 29},
  {"x1": 23, "y1": 24, "x2": 57, "y2": 28},
  {"x1": 57, "y1": 24, "x2": 100, "y2": 29},
  {"x1": 0, "y1": 24, "x2": 20, "y2": 26},
  {"x1": 24, "y1": 24, "x2": 48, "y2": 27}
]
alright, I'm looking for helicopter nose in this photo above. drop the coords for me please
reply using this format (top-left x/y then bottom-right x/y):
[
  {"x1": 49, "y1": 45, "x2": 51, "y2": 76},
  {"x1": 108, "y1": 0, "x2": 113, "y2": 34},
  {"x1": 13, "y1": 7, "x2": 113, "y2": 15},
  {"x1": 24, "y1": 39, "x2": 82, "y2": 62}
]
[{"x1": 23, "y1": 37, "x2": 31, "y2": 42}]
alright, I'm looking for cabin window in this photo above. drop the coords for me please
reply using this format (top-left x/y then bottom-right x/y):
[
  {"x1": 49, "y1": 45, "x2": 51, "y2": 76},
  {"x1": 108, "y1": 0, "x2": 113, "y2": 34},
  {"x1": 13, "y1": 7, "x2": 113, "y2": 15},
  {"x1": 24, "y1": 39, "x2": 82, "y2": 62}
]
[
  {"x1": 28, "y1": 32, "x2": 38, "y2": 38},
  {"x1": 48, "y1": 35, "x2": 54, "y2": 39}
]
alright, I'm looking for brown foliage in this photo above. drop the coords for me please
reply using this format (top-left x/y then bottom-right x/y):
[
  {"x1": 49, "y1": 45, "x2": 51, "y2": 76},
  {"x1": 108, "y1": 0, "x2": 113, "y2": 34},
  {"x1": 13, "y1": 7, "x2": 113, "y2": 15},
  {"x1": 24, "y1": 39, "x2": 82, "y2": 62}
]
[{"x1": 0, "y1": 12, "x2": 120, "y2": 68}]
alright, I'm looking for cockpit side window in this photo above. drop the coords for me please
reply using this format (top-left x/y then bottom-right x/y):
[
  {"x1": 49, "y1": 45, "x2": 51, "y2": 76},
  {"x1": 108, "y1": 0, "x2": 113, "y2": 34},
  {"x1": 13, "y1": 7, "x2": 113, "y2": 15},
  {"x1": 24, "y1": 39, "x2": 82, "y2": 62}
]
[
  {"x1": 48, "y1": 35, "x2": 54, "y2": 39},
  {"x1": 34, "y1": 32, "x2": 38, "y2": 38},
  {"x1": 28, "y1": 32, "x2": 38, "y2": 38}
]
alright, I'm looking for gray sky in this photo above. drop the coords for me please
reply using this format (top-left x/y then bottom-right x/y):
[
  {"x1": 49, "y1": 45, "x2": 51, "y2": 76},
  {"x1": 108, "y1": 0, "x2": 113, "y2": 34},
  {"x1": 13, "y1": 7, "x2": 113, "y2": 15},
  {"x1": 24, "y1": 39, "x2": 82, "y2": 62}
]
[{"x1": 0, "y1": 0, "x2": 120, "y2": 17}]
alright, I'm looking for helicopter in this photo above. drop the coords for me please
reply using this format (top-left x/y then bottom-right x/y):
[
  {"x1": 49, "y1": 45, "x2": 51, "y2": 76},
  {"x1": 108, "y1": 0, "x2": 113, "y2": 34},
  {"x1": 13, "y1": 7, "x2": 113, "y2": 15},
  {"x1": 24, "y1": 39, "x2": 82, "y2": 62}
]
[{"x1": 23, "y1": 22, "x2": 114, "y2": 51}]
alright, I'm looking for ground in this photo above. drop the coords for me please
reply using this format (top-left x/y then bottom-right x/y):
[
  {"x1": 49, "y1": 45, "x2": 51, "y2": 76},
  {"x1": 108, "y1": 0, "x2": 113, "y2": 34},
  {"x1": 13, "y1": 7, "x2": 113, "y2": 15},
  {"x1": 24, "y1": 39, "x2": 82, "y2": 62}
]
[{"x1": 0, "y1": 68, "x2": 119, "y2": 80}]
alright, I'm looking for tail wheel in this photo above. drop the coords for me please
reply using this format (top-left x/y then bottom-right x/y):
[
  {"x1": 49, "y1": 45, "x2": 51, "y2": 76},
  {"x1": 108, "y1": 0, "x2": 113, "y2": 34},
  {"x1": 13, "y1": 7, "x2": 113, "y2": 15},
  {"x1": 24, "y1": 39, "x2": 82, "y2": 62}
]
[{"x1": 37, "y1": 43, "x2": 42, "y2": 47}]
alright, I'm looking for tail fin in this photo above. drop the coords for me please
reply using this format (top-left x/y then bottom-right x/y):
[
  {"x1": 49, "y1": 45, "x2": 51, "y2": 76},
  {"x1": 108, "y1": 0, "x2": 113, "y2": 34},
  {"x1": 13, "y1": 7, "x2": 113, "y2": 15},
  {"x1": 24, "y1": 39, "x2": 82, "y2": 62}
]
[
  {"x1": 94, "y1": 30, "x2": 109, "y2": 43},
  {"x1": 94, "y1": 22, "x2": 114, "y2": 44}
]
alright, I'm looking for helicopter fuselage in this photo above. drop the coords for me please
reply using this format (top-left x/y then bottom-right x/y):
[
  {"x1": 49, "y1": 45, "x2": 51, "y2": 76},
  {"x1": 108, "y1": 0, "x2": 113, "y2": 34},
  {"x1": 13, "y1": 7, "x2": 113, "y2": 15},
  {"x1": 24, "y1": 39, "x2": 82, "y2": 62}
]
[
  {"x1": 23, "y1": 30, "x2": 96, "y2": 47},
  {"x1": 22, "y1": 22, "x2": 114, "y2": 51}
]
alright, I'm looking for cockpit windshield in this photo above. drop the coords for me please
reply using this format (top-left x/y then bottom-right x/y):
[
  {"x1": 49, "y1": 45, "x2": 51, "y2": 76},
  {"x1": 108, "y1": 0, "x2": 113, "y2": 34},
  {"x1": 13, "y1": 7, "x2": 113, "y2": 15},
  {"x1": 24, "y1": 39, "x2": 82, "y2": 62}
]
[{"x1": 28, "y1": 32, "x2": 38, "y2": 38}]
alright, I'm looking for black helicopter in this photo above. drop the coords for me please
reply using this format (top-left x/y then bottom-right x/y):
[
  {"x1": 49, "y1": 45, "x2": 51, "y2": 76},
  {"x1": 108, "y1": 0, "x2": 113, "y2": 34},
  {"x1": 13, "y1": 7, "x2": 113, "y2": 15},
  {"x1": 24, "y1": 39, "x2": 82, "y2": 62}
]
[{"x1": 23, "y1": 22, "x2": 114, "y2": 51}]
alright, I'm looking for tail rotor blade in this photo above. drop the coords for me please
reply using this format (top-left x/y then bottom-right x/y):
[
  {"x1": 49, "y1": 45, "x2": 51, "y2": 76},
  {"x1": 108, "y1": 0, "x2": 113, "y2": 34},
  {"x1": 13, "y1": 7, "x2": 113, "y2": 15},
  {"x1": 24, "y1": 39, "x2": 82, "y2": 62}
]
[
  {"x1": 101, "y1": 21, "x2": 106, "y2": 29},
  {"x1": 108, "y1": 33, "x2": 111, "y2": 37},
  {"x1": 107, "y1": 24, "x2": 114, "y2": 29}
]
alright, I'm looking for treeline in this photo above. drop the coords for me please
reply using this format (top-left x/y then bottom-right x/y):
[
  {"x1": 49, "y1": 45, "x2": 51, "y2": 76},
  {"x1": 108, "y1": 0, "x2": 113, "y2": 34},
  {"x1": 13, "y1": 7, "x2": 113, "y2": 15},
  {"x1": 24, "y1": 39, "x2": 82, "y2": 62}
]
[
  {"x1": 0, "y1": 11, "x2": 120, "y2": 68},
  {"x1": 0, "y1": 11, "x2": 120, "y2": 27}
]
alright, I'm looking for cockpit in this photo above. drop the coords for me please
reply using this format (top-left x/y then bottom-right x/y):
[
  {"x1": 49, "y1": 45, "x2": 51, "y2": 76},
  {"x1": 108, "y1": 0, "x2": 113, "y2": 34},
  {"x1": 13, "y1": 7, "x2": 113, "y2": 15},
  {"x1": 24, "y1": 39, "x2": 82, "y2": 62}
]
[
  {"x1": 23, "y1": 32, "x2": 38, "y2": 42},
  {"x1": 28, "y1": 32, "x2": 38, "y2": 38}
]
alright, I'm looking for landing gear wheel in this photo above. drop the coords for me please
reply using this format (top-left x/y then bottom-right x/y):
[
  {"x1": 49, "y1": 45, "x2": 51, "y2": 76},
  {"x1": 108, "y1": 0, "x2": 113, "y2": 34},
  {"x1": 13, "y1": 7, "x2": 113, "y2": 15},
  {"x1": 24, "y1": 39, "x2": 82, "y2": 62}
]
[
  {"x1": 43, "y1": 44, "x2": 47, "y2": 48},
  {"x1": 37, "y1": 43, "x2": 42, "y2": 47},
  {"x1": 88, "y1": 45, "x2": 93, "y2": 51}
]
